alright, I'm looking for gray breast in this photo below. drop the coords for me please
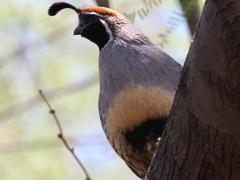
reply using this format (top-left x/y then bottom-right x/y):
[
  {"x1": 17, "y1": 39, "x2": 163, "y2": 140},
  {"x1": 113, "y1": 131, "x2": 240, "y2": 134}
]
[{"x1": 98, "y1": 39, "x2": 181, "y2": 126}]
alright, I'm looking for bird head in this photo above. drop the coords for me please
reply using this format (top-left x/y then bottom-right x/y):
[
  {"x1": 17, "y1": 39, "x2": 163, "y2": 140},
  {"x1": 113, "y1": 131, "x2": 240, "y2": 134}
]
[{"x1": 48, "y1": 2, "x2": 127, "y2": 50}]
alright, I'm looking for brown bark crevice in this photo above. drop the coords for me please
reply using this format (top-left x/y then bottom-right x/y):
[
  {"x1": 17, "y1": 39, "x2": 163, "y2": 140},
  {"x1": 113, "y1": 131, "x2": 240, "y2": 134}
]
[{"x1": 147, "y1": 0, "x2": 240, "y2": 179}]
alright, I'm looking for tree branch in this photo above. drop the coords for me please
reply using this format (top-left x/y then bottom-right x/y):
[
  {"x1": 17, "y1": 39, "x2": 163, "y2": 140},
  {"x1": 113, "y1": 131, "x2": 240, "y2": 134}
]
[
  {"x1": 0, "y1": 75, "x2": 97, "y2": 122},
  {"x1": 39, "y1": 90, "x2": 91, "y2": 180},
  {"x1": 147, "y1": 0, "x2": 240, "y2": 179}
]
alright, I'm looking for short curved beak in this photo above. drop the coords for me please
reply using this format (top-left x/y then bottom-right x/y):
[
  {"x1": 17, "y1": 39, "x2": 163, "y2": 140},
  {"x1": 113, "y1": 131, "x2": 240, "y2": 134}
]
[{"x1": 73, "y1": 26, "x2": 82, "y2": 35}]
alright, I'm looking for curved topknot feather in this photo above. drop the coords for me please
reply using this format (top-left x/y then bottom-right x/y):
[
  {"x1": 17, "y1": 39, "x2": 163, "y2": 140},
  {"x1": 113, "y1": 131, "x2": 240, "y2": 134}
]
[{"x1": 48, "y1": 2, "x2": 79, "y2": 16}]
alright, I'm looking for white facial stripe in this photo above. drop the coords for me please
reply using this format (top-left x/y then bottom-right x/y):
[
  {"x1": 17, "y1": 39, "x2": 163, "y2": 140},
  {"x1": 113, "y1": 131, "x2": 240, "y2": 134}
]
[
  {"x1": 80, "y1": 12, "x2": 113, "y2": 49},
  {"x1": 82, "y1": 11, "x2": 101, "y2": 16},
  {"x1": 100, "y1": 19, "x2": 113, "y2": 42}
]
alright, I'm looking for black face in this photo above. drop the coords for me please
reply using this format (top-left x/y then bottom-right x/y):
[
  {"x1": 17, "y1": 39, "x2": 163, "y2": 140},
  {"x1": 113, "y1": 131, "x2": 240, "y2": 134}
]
[
  {"x1": 74, "y1": 13, "x2": 110, "y2": 50},
  {"x1": 48, "y1": 2, "x2": 111, "y2": 50}
]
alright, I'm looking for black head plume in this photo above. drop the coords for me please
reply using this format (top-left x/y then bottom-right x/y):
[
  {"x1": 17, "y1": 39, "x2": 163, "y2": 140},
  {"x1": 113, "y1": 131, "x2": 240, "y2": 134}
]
[{"x1": 48, "y1": 2, "x2": 80, "y2": 16}]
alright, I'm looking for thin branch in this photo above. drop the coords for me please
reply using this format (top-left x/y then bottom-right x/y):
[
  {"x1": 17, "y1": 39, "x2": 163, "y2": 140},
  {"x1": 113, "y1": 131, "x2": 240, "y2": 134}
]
[
  {"x1": 0, "y1": 75, "x2": 97, "y2": 122},
  {"x1": 39, "y1": 90, "x2": 91, "y2": 180}
]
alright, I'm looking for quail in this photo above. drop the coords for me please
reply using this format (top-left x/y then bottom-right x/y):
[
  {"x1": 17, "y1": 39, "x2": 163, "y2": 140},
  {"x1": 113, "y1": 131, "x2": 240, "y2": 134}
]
[{"x1": 48, "y1": 2, "x2": 182, "y2": 178}]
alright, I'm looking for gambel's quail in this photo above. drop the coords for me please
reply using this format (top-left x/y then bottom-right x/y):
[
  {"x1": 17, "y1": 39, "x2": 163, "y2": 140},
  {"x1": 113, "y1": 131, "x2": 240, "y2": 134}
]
[{"x1": 48, "y1": 2, "x2": 182, "y2": 178}]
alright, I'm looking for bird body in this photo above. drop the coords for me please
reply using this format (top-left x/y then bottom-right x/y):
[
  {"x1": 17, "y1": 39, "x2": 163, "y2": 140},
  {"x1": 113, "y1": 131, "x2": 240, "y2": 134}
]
[
  {"x1": 48, "y1": 3, "x2": 182, "y2": 178},
  {"x1": 99, "y1": 35, "x2": 180, "y2": 177}
]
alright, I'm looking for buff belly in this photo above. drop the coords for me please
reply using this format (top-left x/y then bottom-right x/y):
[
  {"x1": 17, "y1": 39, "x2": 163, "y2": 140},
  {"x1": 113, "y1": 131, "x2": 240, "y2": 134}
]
[{"x1": 103, "y1": 85, "x2": 174, "y2": 178}]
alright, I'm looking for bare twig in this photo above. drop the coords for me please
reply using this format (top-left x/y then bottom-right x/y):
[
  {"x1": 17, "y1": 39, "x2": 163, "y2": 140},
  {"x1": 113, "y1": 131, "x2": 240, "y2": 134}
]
[
  {"x1": 39, "y1": 90, "x2": 91, "y2": 180},
  {"x1": 0, "y1": 75, "x2": 97, "y2": 122}
]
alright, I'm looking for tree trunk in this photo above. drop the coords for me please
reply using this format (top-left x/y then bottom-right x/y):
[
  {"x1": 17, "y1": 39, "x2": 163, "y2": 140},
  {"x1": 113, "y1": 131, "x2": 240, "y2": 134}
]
[{"x1": 147, "y1": 0, "x2": 240, "y2": 179}]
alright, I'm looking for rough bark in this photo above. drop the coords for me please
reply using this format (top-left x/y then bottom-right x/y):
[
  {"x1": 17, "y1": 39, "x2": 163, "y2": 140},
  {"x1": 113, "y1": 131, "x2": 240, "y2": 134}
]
[
  {"x1": 147, "y1": 0, "x2": 240, "y2": 179},
  {"x1": 179, "y1": 0, "x2": 201, "y2": 35}
]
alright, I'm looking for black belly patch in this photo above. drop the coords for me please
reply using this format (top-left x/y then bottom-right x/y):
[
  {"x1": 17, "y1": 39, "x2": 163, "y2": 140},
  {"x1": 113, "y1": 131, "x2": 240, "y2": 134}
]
[{"x1": 124, "y1": 116, "x2": 167, "y2": 149}]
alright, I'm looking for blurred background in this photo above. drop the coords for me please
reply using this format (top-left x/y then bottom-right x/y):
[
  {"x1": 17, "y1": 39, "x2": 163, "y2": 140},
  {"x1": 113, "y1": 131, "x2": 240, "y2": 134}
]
[{"x1": 0, "y1": 0, "x2": 204, "y2": 179}]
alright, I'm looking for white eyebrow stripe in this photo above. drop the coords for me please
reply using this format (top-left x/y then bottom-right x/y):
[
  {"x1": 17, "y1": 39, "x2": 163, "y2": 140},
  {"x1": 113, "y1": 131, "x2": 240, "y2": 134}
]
[
  {"x1": 100, "y1": 19, "x2": 113, "y2": 42},
  {"x1": 82, "y1": 11, "x2": 101, "y2": 16}
]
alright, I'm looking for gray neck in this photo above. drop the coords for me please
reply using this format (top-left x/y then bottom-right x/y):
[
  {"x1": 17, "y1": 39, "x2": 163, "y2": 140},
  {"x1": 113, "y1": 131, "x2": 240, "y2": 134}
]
[{"x1": 103, "y1": 16, "x2": 152, "y2": 46}]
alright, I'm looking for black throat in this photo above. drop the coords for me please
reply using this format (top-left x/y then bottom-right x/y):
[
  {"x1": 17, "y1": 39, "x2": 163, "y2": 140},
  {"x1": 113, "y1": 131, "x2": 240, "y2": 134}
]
[{"x1": 81, "y1": 20, "x2": 110, "y2": 50}]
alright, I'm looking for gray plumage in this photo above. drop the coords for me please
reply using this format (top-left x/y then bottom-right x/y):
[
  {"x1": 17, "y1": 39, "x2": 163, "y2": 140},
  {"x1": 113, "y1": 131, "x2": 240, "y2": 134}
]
[
  {"x1": 99, "y1": 16, "x2": 181, "y2": 126},
  {"x1": 98, "y1": 16, "x2": 181, "y2": 178}
]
